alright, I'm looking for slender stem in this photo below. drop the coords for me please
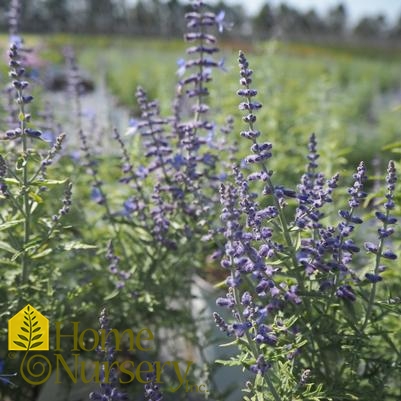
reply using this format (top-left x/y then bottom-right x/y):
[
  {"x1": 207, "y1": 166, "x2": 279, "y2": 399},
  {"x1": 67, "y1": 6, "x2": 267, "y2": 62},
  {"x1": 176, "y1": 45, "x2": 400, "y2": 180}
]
[
  {"x1": 361, "y1": 216, "x2": 388, "y2": 331},
  {"x1": 19, "y1": 90, "x2": 30, "y2": 285}
]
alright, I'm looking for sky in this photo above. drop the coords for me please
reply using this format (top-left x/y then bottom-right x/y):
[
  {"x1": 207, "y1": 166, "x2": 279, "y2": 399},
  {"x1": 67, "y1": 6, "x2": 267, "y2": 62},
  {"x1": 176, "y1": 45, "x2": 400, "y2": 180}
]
[{"x1": 209, "y1": 0, "x2": 401, "y2": 23}]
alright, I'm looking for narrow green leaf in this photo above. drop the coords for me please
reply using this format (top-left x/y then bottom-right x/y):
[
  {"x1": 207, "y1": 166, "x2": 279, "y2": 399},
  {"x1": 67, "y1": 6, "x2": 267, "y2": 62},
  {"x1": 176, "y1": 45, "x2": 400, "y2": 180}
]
[
  {"x1": 30, "y1": 341, "x2": 43, "y2": 349},
  {"x1": 104, "y1": 288, "x2": 120, "y2": 301},
  {"x1": 0, "y1": 241, "x2": 17, "y2": 254},
  {"x1": 28, "y1": 191, "x2": 43, "y2": 204},
  {"x1": 18, "y1": 334, "x2": 28, "y2": 342},
  {"x1": 0, "y1": 259, "x2": 19, "y2": 268},
  {"x1": 31, "y1": 179, "x2": 67, "y2": 186},
  {"x1": 63, "y1": 242, "x2": 97, "y2": 251},
  {"x1": 0, "y1": 219, "x2": 24, "y2": 232},
  {"x1": 31, "y1": 248, "x2": 53, "y2": 259},
  {"x1": 3, "y1": 178, "x2": 19, "y2": 185},
  {"x1": 218, "y1": 340, "x2": 238, "y2": 347},
  {"x1": 32, "y1": 334, "x2": 42, "y2": 341},
  {"x1": 382, "y1": 141, "x2": 401, "y2": 151}
]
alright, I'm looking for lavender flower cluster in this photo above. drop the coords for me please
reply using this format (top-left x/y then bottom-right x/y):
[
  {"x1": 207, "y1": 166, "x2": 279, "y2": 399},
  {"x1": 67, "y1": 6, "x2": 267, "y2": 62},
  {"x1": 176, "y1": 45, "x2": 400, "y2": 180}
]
[
  {"x1": 115, "y1": 0, "x2": 234, "y2": 249},
  {"x1": 214, "y1": 49, "x2": 398, "y2": 391}
]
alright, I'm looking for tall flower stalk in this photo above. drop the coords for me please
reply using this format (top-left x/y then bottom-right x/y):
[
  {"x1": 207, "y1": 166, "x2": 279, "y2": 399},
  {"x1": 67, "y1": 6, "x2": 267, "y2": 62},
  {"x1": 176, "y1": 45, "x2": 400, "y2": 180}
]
[
  {"x1": 362, "y1": 160, "x2": 397, "y2": 330},
  {"x1": 8, "y1": 41, "x2": 40, "y2": 284},
  {"x1": 89, "y1": 308, "x2": 128, "y2": 401},
  {"x1": 214, "y1": 49, "x2": 399, "y2": 400}
]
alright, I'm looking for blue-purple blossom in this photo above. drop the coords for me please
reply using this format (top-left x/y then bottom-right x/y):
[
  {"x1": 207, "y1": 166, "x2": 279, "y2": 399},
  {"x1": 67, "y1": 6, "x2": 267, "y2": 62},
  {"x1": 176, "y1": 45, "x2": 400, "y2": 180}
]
[
  {"x1": 232, "y1": 321, "x2": 252, "y2": 337},
  {"x1": 216, "y1": 295, "x2": 235, "y2": 308},
  {"x1": 254, "y1": 324, "x2": 278, "y2": 345},
  {"x1": 250, "y1": 355, "x2": 271, "y2": 375},
  {"x1": 365, "y1": 273, "x2": 382, "y2": 283},
  {"x1": 217, "y1": 57, "x2": 227, "y2": 72},
  {"x1": 375, "y1": 211, "x2": 397, "y2": 224},
  {"x1": 0, "y1": 359, "x2": 17, "y2": 388},
  {"x1": 215, "y1": 10, "x2": 226, "y2": 32},
  {"x1": 89, "y1": 309, "x2": 128, "y2": 401},
  {"x1": 176, "y1": 58, "x2": 186, "y2": 77},
  {"x1": 336, "y1": 285, "x2": 356, "y2": 302},
  {"x1": 364, "y1": 242, "x2": 378, "y2": 253},
  {"x1": 42, "y1": 129, "x2": 55, "y2": 143},
  {"x1": 283, "y1": 284, "x2": 302, "y2": 305},
  {"x1": 144, "y1": 365, "x2": 163, "y2": 401},
  {"x1": 382, "y1": 250, "x2": 397, "y2": 260},
  {"x1": 91, "y1": 187, "x2": 105, "y2": 204},
  {"x1": 125, "y1": 117, "x2": 138, "y2": 136}
]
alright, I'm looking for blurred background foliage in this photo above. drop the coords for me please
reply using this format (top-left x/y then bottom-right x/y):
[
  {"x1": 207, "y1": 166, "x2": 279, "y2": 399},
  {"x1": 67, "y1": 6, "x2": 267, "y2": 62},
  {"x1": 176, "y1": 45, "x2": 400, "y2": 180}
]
[{"x1": 0, "y1": 0, "x2": 401, "y2": 43}]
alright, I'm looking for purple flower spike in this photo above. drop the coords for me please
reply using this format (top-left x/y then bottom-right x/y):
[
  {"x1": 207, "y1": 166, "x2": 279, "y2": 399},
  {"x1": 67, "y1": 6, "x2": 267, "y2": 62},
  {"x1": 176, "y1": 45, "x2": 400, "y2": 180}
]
[
  {"x1": 386, "y1": 160, "x2": 396, "y2": 194},
  {"x1": 89, "y1": 309, "x2": 128, "y2": 401},
  {"x1": 213, "y1": 312, "x2": 233, "y2": 336}
]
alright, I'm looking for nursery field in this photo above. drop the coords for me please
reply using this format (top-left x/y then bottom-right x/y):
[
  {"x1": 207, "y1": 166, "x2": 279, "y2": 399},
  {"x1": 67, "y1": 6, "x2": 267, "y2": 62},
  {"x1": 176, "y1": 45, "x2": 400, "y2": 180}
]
[
  {"x1": 38, "y1": 34, "x2": 401, "y2": 174},
  {"x1": 0, "y1": 3, "x2": 401, "y2": 401}
]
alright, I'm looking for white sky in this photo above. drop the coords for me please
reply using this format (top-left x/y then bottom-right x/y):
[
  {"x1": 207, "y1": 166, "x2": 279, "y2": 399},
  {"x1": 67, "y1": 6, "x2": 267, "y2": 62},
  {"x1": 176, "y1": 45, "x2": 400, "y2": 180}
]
[{"x1": 208, "y1": 0, "x2": 401, "y2": 23}]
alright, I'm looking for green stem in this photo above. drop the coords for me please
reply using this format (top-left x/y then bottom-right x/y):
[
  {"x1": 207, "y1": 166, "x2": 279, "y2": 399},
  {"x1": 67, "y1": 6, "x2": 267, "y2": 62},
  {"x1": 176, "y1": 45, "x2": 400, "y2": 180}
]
[
  {"x1": 361, "y1": 216, "x2": 388, "y2": 331},
  {"x1": 19, "y1": 92, "x2": 30, "y2": 285}
]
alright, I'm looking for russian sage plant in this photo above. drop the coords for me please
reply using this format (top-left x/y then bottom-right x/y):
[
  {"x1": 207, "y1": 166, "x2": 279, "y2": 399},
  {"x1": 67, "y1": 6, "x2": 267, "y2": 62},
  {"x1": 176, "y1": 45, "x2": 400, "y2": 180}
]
[
  {"x1": 214, "y1": 51, "x2": 400, "y2": 401},
  {"x1": 1, "y1": 1, "x2": 399, "y2": 401},
  {"x1": 0, "y1": 39, "x2": 77, "y2": 400},
  {"x1": 53, "y1": 1, "x2": 238, "y2": 398}
]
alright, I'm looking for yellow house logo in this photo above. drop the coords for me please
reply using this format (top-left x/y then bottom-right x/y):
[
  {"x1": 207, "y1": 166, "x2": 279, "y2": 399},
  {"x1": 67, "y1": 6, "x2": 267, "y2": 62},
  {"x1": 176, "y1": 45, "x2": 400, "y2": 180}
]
[{"x1": 8, "y1": 304, "x2": 49, "y2": 351}]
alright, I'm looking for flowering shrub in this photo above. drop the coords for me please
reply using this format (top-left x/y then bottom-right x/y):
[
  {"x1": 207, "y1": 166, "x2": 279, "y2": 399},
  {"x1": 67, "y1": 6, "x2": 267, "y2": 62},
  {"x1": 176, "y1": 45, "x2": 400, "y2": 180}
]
[
  {"x1": 0, "y1": 0, "x2": 400, "y2": 401},
  {"x1": 214, "y1": 50, "x2": 400, "y2": 401}
]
